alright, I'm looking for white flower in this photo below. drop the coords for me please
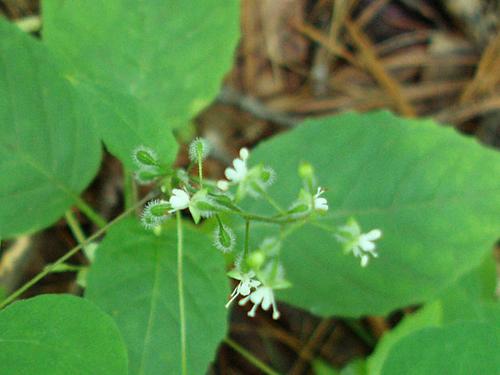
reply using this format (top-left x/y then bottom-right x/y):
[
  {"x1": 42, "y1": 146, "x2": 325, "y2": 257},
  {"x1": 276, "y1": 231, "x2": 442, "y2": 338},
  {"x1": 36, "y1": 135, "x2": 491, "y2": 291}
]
[
  {"x1": 313, "y1": 187, "x2": 328, "y2": 211},
  {"x1": 336, "y1": 219, "x2": 382, "y2": 267},
  {"x1": 239, "y1": 286, "x2": 280, "y2": 320},
  {"x1": 225, "y1": 270, "x2": 261, "y2": 308},
  {"x1": 224, "y1": 148, "x2": 249, "y2": 183},
  {"x1": 168, "y1": 189, "x2": 190, "y2": 213}
]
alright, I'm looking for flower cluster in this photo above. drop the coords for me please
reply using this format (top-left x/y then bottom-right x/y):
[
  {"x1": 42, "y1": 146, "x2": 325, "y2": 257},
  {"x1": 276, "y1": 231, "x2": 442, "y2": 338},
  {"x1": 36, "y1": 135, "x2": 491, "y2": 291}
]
[
  {"x1": 132, "y1": 139, "x2": 382, "y2": 320},
  {"x1": 226, "y1": 248, "x2": 290, "y2": 320}
]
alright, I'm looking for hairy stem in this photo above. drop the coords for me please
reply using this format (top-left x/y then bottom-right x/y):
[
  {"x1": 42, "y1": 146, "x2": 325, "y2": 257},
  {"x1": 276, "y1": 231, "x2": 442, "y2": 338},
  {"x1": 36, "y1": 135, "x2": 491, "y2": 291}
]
[
  {"x1": 0, "y1": 194, "x2": 153, "y2": 310},
  {"x1": 176, "y1": 211, "x2": 188, "y2": 375},
  {"x1": 198, "y1": 158, "x2": 203, "y2": 189},
  {"x1": 244, "y1": 220, "x2": 250, "y2": 259}
]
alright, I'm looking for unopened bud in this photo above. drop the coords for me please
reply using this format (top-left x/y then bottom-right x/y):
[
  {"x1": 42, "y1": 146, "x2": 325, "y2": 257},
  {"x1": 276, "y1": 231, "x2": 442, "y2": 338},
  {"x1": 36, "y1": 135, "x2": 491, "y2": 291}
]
[
  {"x1": 213, "y1": 221, "x2": 236, "y2": 253},
  {"x1": 133, "y1": 146, "x2": 159, "y2": 167},
  {"x1": 189, "y1": 137, "x2": 210, "y2": 163},
  {"x1": 247, "y1": 250, "x2": 265, "y2": 270},
  {"x1": 134, "y1": 168, "x2": 162, "y2": 185}
]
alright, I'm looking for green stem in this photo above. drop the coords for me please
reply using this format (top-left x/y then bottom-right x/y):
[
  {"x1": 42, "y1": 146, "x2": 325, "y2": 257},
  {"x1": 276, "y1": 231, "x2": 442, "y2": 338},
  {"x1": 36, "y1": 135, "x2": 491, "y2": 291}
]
[
  {"x1": 224, "y1": 338, "x2": 281, "y2": 375},
  {"x1": 176, "y1": 211, "x2": 188, "y2": 375},
  {"x1": 258, "y1": 188, "x2": 285, "y2": 214},
  {"x1": 124, "y1": 169, "x2": 138, "y2": 210},
  {"x1": 244, "y1": 220, "x2": 250, "y2": 259},
  {"x1": 0, "y1": 194, "x2": 153, "y2": 310},
  {"x1": 197, "y1": 158, "x2": 203, "y2": 189},
  {"x1": 74, "y1": 196, "x2": 107, "y2": 228},
  {"x1": 65, "y1": 210, "x2": 87, "y2": 245},
  {"x1": 237, "y1": 211, "x2": 310, "y2": 225}
]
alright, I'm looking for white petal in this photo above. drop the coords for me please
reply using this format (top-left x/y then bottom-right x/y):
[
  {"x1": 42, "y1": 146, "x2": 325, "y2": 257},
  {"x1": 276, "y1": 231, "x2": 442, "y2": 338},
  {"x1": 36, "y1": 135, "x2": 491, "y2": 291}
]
[
  {"x1": 364, "y1": 229, "x2": 382, "y2": 241},
  {"x1": 260, "y1": 289, "x2": 274, "y2": 311},
  {"x1": 239, "y1": 283, "x2": 251, "y2": 296},
  {"x1": 359, "y1": 237, "x2": 376, "y2": 252},
  {"x1": 315, "y1": 197, "x2": 328, "y2": 211},
  {"x1": 238, "y1": 295, "x2": 251, "y2": 306},
  {"x1": 217, "y1": 180, "x2": 229, "y2": 191},
  {"x1": 239, "y1": 148, "x2": 249, "y2": 160},
  {"x1": 249, "y1": 280, "x2": 261, "y2": 288},
  {"x1": 225, "y1": 167, "x2": 238, "y2": 181},
  {"x1": 361, "y1": 255, "x2": 369, "y2": 267},
  {"x1": 172, "y1": 189, "x2": 189, "y2": 200},
  {"x1": 233, "y1": 159, "x2": 247, "y2": 179}
]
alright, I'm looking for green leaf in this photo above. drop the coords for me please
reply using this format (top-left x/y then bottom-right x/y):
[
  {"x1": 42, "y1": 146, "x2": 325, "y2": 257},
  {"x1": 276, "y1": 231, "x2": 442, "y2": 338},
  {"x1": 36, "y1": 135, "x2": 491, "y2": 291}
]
[
  {"x1": 367, "y1": 254, "x2": 498, "y2": 375},
  {"x1": 341, "y1": 359, "x2": 367, "y2": 375},
  {"x1": 380, "y1": 322, "x2": 500, "y2": 375},
  {"x1": 85, "y1": 218, "x2": 228, "y2": 375},
  {"x1": 313, "y1": 360, "x2": 340, "y2": 375},
  {"x1": 247, "y1": 111, "x2": 500, "y2": 316},
  {"x1": 0, "y1": 19, "x2": 101, "y2": 238},
  {"x1": 0, "y1": 294, "x2": 128, "y2": 375},
  {"x1": 74, "y1": 82, "x2": 178, "y2": 170},
  {"x1": 43, "y1": 0, "x2": 239, "y2": 165},
  {"x1": 367, "y1": 301, "x2": 443, "y2": 375}
]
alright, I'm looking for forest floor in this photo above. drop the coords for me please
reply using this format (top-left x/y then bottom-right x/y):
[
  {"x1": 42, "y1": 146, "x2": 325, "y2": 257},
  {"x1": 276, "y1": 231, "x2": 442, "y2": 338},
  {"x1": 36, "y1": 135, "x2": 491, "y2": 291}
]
[{"x1": 1, "y1": 0, "x2": 499, "y2": 374}]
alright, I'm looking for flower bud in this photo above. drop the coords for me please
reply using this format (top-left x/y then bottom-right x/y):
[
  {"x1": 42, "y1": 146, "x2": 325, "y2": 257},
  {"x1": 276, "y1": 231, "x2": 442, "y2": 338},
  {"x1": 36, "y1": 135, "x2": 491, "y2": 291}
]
[
  {"x1": 141, "y1": 199, "x2": 170, "y2": 229},
  {"x1": 246, "y1": 250, "x2": 265, "y2": 270},
  {"x1": 133, "y1": 146, "x2": 159, "y2": 167},
  {"x1": 298, "y1": 161, "x2": 315, "y2": 193},
  {"x1": 134, "y1": 167, "x2": 162, "y2": 185},
  {"x1": 259, "y1": 166, "x2": 276, "y2": 187},
  {"x1": 188, "y1": 137, "x2": 210, "y2": 163},
  {"x1": 149, "y1": 200, "x2": 171, "y2": 217},
  {"x1": 213, "y1": 221, "x2": 236, "y2": 253}
]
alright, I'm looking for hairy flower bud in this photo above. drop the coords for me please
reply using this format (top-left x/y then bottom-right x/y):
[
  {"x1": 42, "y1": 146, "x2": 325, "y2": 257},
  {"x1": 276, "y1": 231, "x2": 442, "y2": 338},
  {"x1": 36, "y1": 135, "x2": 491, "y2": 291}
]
[
  {"x1": 188, "y1": 137, "x2": 210, "y2": 163},
  {"x1": 213, "y1": 221, "x2": 236, "y2": 253},
  {"x1": 133, "y1": 146, "x2": 159, "y2": 167},
  {"x1": 134, "y1": 167, "x2": 162, "y2": 185}
]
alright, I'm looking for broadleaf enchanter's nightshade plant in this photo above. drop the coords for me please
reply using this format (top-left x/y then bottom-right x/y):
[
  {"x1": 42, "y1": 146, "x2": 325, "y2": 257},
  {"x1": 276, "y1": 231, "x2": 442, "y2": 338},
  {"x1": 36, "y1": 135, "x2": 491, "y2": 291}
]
[{"x1": 133, "y1": 138, "x2": 382, "y2": 320}]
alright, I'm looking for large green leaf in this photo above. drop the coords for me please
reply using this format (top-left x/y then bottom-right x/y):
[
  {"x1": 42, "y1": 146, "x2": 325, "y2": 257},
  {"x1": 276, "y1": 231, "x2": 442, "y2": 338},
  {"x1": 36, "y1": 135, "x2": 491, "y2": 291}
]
[
  {"x1": 367, "y1": 254, "x2": 498, "y2": 375},
  {"x1": 0, "y1": 294, "x2": 128, "y2": 375},
  {"x1": 247, "y1": 111, "x2": 500, "y2": 317},
  {"x1": 75, "y1": 81, "x2": 178, "y2": 170},
  {"x1": 0, "y1": 19, "x2": 101, "y2": 238},
  {"x1": 43, "y1": 0, "x2": 239, "y2": 165},
  {"x1": 380, "y1": 322, "x2": 500, "y2": 374},
  {"x1": 85, "y1": 218, "x2": 228, "y2": 375}
]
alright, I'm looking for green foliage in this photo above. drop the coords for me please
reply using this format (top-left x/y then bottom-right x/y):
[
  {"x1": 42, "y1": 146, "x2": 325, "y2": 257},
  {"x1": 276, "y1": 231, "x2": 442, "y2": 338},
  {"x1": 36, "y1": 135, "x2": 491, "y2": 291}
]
[
  {"x1": 85, "y1": 219, "x2": 228, "y2": 375},
  {"x1": 0, "y1": 294, "x2": 128, "y2": 375},
  {"x1": 313, "y1": 360, "x2": 341, "y2": 375},
  {"x1": 381, "y1": 322, "x2": 500, "y2": 375},
  {"x1": 1, "y1": 2, "x2": 499, "y2": 370},
  {"x1": 247, "y1": 111, "x2": 500, "y2": 316},
  {"x1": 0, "y1": 19, "x2": 101, "y2": 238},
  {"x1": 367, "y1": 255, "x2": 499, "y2": 375},
  {"x1": 42, "y1": 0, "x2": 240, "y2": 167}
]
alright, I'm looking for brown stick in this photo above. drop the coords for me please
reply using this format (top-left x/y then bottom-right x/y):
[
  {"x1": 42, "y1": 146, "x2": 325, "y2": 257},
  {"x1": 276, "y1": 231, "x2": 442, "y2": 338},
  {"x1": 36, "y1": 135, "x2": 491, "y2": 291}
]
[{"x1": 345, "y1": 19, "x2": 416, "y2": 117}]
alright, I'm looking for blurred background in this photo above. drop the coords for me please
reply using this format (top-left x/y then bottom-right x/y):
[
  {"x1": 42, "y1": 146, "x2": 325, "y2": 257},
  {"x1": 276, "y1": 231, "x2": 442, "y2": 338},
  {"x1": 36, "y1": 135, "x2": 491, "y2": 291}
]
[{"x1": 1, "y1": 1, "x2": 499, "y2": 373}]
